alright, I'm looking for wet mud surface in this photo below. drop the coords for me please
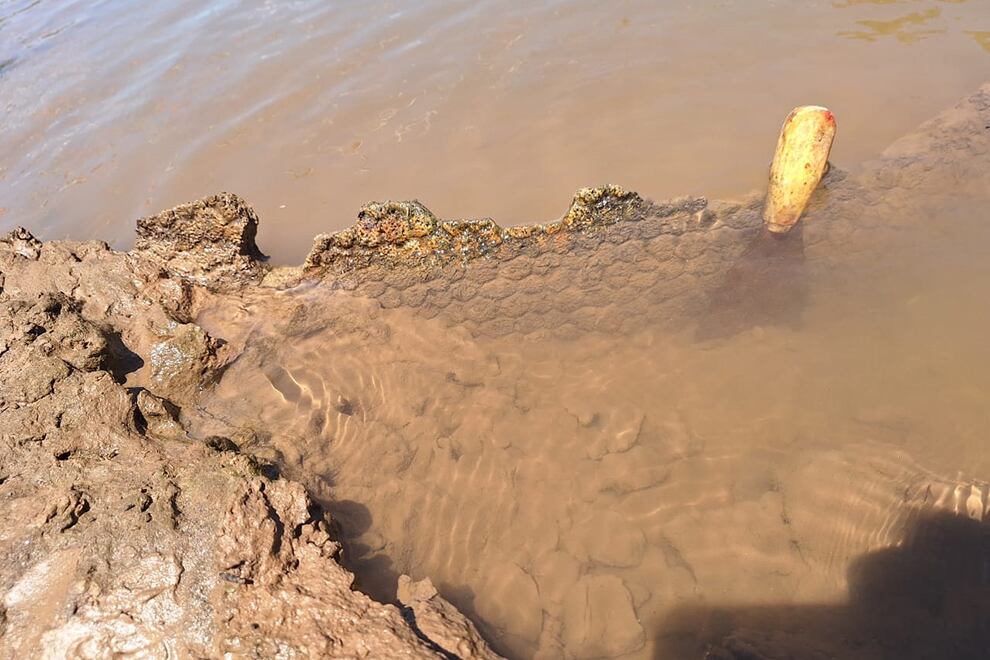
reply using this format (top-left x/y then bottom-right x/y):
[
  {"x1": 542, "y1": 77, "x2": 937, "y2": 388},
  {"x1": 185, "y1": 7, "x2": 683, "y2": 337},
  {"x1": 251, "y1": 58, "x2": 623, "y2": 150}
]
[{"x1": 2, "y1": 85, "x2": 990, "y2": 658}]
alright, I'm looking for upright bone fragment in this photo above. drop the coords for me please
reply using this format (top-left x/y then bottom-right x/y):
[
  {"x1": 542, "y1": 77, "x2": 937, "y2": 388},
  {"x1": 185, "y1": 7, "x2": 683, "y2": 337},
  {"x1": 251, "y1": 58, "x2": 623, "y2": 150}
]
[{"x1": 764, "y1": 105, "x2": 836, "y2": 233}]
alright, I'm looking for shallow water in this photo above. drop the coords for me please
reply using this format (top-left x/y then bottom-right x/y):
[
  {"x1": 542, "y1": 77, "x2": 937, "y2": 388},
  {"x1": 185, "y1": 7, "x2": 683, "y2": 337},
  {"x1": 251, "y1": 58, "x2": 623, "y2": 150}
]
[
  {"x1": 188, "y1": 154, "x2": 990, "y2": 657},
  {"x1": 6, "y1": 1, "x2": 990, "y2": 657},
  {"x1": 1, "y1": 0, "x2": 988, "y2": 261}
]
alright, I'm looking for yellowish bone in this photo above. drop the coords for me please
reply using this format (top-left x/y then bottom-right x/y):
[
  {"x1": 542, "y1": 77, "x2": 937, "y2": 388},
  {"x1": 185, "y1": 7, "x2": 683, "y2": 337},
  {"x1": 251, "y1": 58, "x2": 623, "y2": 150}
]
[{"x1": 763, "y1": 105, "x2": 836, "y2": 233}]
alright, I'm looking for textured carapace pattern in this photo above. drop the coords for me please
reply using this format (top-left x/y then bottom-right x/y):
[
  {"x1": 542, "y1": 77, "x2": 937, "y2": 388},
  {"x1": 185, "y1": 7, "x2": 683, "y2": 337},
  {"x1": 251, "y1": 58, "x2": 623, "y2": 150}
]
[
  {"x1": 302, "y1": 180, "x2": 867, "y2": 340},
  {"x1": 342, "y1": 194, "x2": 728, "y2": 339}
]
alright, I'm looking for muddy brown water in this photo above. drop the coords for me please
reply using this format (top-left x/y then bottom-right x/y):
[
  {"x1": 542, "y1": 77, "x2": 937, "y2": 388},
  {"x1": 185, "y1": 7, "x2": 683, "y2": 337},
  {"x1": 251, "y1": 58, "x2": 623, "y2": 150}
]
[
  {"x1": 1, "y1": 0, "x2": 988, "y2": 262},
  {"x1": 5, "y1": 1, "x2": 990, "y2": 658}
]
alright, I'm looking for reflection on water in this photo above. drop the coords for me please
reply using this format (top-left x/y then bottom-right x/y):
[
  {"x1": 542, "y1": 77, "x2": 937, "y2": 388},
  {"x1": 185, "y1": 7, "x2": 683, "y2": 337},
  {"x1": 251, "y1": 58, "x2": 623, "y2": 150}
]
[{"x1": 0, "y1": 0, "x2": 987, "y2": 261}]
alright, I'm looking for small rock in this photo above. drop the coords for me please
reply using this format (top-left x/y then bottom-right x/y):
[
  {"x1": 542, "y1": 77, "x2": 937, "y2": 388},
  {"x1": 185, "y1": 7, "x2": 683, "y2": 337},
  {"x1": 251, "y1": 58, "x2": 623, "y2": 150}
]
[
  {"x1": 135, "y1": 192, "x2": 267, "y2": 288},
  {"x1": 0, "y1": 227, "x2": 42, "y2": 260},
  {"x1": 204, "y1": 435, "x2": 239, "y2": 452},
  {"x1": 149, "y1": 322, "x2": 223, "y2": 402},
  {"x1": 397, "y1": 575, "x2": 503, "y2": 660},
  {"x1": 136, "y1": 390, "x2": 186, "y2": 441}
]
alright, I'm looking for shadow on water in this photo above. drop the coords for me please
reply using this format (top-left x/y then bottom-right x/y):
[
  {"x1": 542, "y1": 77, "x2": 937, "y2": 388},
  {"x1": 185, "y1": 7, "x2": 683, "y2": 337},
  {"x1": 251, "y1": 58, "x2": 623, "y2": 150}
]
[
  {"x1": 695, "y1": 226, "x2": 808, "y2": 342},
  {"x1": 324, "y1": 498, "x2": 401, "y2": 602},
  {"x1": 655, "y1": 510, "x2": 990, "y2": 659},
  {"x1": 323, "y1": 495, "x2": 494, "y2": 653}
]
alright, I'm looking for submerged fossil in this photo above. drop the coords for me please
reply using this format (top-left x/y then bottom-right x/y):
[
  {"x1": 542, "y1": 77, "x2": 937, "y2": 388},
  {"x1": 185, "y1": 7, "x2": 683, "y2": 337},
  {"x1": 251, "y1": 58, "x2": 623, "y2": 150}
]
[
  {"x1": 0, "y1": 83, "x2": 988, "y2": 658},
  {"x1": 302, "y1": 184, "x2": 649, "y2": 272}
]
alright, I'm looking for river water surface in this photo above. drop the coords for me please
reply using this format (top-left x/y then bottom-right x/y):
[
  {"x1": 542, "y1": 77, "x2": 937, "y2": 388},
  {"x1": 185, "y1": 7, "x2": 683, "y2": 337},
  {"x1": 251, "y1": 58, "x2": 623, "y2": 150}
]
[{"x1": 1, "y1": 0, "x2": 988, "y2": 261}]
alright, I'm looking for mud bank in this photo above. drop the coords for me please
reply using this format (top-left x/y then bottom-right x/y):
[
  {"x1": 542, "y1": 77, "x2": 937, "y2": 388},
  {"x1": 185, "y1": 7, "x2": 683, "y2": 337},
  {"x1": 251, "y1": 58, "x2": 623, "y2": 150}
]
[
  {"x1": 1, "y1": 84, "x2": 989, "y2": 659},
  {"x1": 0, "y1": 215, "x2": 499, "y2": 655}
]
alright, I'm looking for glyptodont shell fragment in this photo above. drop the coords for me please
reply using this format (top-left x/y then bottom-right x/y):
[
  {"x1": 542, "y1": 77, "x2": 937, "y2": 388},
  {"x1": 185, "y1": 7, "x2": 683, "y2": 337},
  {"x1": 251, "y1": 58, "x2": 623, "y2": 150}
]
[{"x1": 763, "y1": 105, "x2": 837, "y2": 233}]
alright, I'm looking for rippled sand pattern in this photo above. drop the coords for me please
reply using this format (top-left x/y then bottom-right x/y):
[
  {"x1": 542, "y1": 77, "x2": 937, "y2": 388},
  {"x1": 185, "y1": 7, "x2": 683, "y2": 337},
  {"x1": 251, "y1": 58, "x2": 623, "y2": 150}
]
[
  {"x1": 198, "y1": 282, "x2": 990, "y2": 658},
  {"x1": 193, "y1": 90, "x2": 990, "y2": 658}
]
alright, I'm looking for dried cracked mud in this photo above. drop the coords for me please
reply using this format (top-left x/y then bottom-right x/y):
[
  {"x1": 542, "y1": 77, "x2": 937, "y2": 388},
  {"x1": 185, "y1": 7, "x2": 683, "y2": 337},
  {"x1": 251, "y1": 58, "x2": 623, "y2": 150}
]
[{"x1": 2, "y1": 84, "x2": 990, "y2": 659}]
